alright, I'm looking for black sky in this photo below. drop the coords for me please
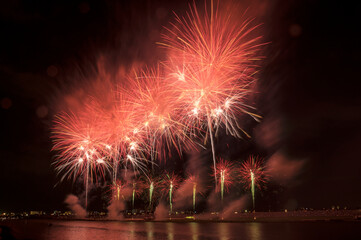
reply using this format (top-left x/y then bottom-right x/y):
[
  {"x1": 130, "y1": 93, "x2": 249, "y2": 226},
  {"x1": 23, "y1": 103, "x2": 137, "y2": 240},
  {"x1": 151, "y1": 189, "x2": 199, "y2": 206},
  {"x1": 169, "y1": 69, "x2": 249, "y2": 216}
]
[{"x1": 0, "y1": 0, "x2": 360, "y2": 212}]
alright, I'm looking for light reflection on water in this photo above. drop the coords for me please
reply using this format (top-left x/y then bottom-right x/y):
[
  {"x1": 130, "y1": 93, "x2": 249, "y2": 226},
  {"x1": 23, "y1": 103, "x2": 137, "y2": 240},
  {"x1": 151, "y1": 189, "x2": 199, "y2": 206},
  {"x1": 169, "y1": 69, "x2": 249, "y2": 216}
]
[
  {"x1": 248, "y1": 223, "x2": 262, "y2": 240},
  {"x1": 218, "y1": 223, "x2": 230, "y2": 240},
  {"x1": 129, "y1": 222, "x2": 135, "y2": 239},
  {"x1": 190, "y1": 222, "x2": 199, "y2": 240},
  {"x1": 167, "y1": 222, "x2": 174, "y2": 240},
  {"x1": 7, "y1": 220, "x2": 361, "y2": 240},
  {"x1": 145, "y1": 222, "x2": 154, "y2": 240}
]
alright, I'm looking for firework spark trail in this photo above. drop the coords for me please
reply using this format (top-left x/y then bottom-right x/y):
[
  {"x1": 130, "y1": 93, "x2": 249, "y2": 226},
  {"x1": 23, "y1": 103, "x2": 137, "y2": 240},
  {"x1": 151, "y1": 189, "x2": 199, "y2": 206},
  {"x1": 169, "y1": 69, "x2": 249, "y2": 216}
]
[
  {"x1": 149, "y1": 182, "x2": 154, "y2": 209},
  {"x1": 160, "y1": 0, "x2": 264, "y2": 185},
  {"x1": 130, "y1": 177, "x2": 143, "y2": 210},
  {"x1": 213, "y1": 158, "x2": 235, "y2": 206},
  {"x1": 220, "y1": 169, "x2": 225, "y2": 203},
  {"x1": 187, "y1": 175, "x2": 199, "y2": 212},
  {"x1": 132, "y1": 188, "x2": 135, "y2": 209},
  {"x1": 162, "y1": 172, "x2": 181, "y2": 214},
  {"x1": 193, "y1": 182, "x2": 196, "y2": 212},
  {"x1": 169, "y1": 181, "x2": 173, "y2": 213},
  {"x1": 239, "y1": 155, "x2": 268, "y2": 210},
  {"x1": 108, "y1": 180, "x2": 128, "y2": 201},
  {"x1": 85, "y1": 163, "x2": 89, "y2": 209},
  {"x1": 142, "y1": 174, "x2": 160, "y2": 210},
  {"x1": 250, "y1": 170, "x2": 255, "y2": 210}
]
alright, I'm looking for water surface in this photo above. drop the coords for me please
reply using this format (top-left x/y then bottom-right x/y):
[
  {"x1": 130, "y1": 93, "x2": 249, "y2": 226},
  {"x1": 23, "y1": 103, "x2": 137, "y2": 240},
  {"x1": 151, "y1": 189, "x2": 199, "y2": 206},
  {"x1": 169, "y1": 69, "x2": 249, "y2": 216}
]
[{"x1": 3, "y1": 220, "x2": 361, "y2": 240}]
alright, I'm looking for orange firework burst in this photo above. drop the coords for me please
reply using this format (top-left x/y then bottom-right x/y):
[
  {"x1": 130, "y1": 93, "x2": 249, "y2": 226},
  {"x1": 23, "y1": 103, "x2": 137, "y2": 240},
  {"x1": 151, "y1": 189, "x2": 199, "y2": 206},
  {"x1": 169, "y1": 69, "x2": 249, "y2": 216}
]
[
  {"x1": 93, "y1": 88, "x2": 149, "y2": 177},
  {"x1": 126, "y1": 66, "x2": 196, "y2": 162},
  {"x1": 161, "y1": 1, "x2": 263, "y2": 133},
  {"x1": 160, "y1": 0, "x2": 264, "y2": 182},
  {"x1": 50, "y1": 1, "x2": 266, "y2": 210},
  {"x1": 51, "y1": 110, "x2": 111, "y2": 183},
  {"x1": 52, "y1": 109, "x2": 112, "y2": 209}
]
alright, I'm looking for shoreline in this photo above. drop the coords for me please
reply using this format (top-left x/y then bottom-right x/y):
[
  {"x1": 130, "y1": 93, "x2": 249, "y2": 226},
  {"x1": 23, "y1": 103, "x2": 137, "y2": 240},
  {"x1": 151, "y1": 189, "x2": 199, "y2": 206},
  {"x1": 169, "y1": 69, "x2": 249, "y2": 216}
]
[{"x1": 2, "y1": 210, "x2": 361, "y2": 223}]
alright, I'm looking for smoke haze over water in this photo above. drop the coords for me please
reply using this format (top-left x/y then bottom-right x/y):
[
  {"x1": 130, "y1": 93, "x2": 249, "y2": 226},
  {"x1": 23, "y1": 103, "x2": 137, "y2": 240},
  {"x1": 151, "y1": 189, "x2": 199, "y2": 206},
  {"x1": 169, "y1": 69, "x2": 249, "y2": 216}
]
[{"x1": 64, "y1": 194, "x2": 86, "y2": 218}]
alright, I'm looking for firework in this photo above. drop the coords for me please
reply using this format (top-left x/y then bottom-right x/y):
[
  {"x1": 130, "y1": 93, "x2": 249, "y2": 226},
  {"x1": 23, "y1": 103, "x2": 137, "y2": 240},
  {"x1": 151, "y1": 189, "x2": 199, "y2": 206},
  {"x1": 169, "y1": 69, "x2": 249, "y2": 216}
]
[
  {"x1": 108, "y1": 179, "x2": 128, "y2": 201},
  {"x1": 161, "y1": 172, "x2": 182, "y2": 214},
  {"x1": 50, "y1": 0, "x2": 266, "y2": 214},
  {"x1": 115, "y1": 181, "x2": 123, "y2": 201},
  {"x1": 160, "y1": 0, "x2": 263, "y2": 184},
  {"x1": 239, "y1": 155, "x2": 268, "y2": 210},
  {"x1": 52, "y1": 85, "x2": 149, "y2": 209},
  {"x1": 187, "y1": 174, "x2": 200, "y2": 212},
  {"x1": 142, "y1": 175, "x2": 160, "y2": 210},
  {"x1": 52, "y1": 111, "x2": 111, "y2": 208},
  {"x1": 130, "y1": 177, "x2": 144, "y2": 210},
  {"x1": 213, "y1": 158, "x2": 235, "y2": 205},
  {"x1": 92, "y1": 88, "x2": 149, "y2": 180},
  {"x1": 126, "y1": 66, "x2": 196, "y2": 164}
]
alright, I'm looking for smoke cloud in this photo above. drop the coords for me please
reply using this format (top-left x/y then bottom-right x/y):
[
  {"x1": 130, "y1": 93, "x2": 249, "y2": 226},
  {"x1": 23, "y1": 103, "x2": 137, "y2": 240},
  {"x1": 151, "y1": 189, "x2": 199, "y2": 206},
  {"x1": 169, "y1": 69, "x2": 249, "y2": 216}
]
[
  {"x1": 173, "y1": 178, "x2": 195, "y2": 209},
  {"x1": 64, "y1": 194, "x2": 86, "y2": 218},
  {"x1": 206, "y1": 189, "x2": 220, "y2": 211},
  {"x1": 107, "y1": 200, "x2": 125, "y2": 220},
  {"x1": 266, "y1": 150, "x2": 305, "y2": 185},
  {"x1": 154, "y1": 203, "x2": 168, "y2": 220},
  {"x1": 222, "y1": 196, "x2": 248, "y2": 219},
  {"x1": 173, "y1": 151, "x2": 208, "y2": 210},
  {"x1": 107, "y1": 171, "x2": 134, "y2": 219}
]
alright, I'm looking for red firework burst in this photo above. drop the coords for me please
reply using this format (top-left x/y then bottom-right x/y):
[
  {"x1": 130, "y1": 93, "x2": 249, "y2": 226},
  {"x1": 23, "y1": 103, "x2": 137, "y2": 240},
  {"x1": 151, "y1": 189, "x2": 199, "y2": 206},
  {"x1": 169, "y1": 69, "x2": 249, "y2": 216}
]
[
  {"x1": 213, "y1": 158, "x2": 236, "y2": 192},
  {"x1": 186, "y1": 173, "x2": 206, "y2": 196},
  {"x1": 239, "y1": 155, "x2": 268, "y2": 190},
  {"x1": 108, "y1": 179, "x2": 129, "y2": 201},
  {"x1": 160, "y1": 172, "x2": 182, "y2": 196},
  {"x1": 142, "y1": 174, "x2": 161, "y2": 190},
  {"x1": 130, "y1": 176, "x2": 145, "y2": 197}
]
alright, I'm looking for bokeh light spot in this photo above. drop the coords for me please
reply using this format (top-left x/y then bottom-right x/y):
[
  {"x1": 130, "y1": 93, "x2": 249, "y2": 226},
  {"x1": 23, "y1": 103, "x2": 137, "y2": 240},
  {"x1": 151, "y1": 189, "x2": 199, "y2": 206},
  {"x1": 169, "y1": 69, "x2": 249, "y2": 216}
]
[
  {"x1": 47, "y1": 65, "x2": 58, "y2": 77},
  {"x1": 1, "y1": 98, "x2": 12, "y2": 109},
  {"x1": 36, "y1": 105, "x2": 49, "y2": 118},
  {"x1": 289, "y1": 24, "x2": 302, "y2": 37},
  {"x1": 79, "y1": 2, "x2": 90, "y2": 14}
]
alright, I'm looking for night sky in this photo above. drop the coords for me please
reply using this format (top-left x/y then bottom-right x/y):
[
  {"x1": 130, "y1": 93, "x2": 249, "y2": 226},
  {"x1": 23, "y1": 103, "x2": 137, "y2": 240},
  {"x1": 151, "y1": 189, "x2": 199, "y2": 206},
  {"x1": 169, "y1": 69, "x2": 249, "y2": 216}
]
[{"x1": 0, "y1": 0, "x2": 360, "y2": 212}]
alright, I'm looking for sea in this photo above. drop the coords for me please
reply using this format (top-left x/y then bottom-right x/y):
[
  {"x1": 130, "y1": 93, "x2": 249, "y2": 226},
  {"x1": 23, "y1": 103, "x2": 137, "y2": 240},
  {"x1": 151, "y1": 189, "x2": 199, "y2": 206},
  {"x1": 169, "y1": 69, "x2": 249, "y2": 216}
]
[{"x1": 1, "y1": 219, "x2": 361, "y2": 240}]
